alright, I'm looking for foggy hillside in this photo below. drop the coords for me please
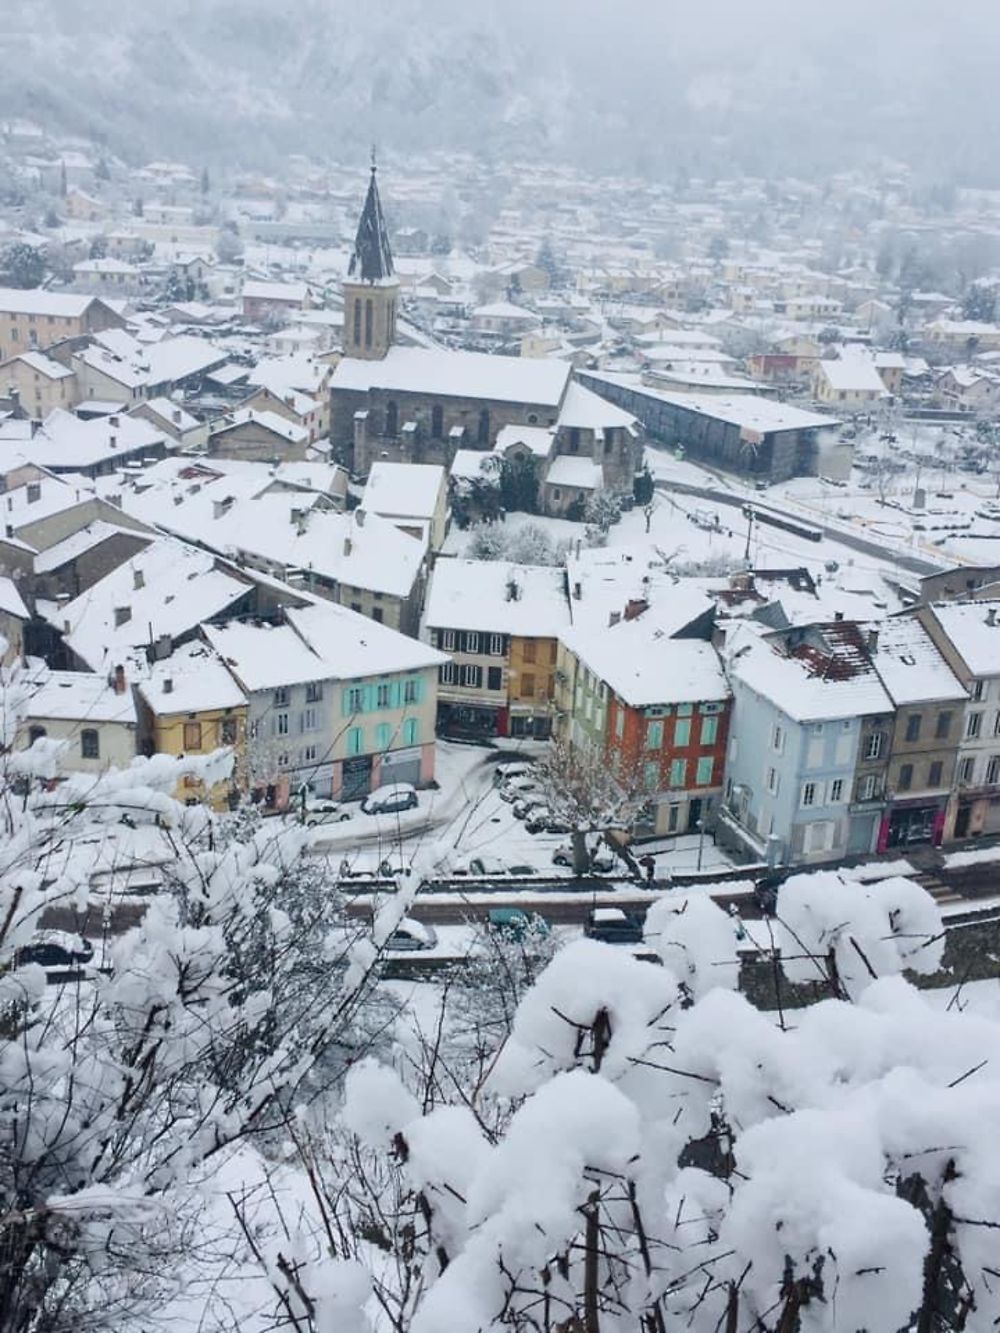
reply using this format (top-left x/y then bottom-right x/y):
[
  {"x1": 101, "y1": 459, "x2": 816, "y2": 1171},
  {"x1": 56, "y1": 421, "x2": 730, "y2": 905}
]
[{"x1": 2, "y1": 0, "x2": 998, "y2": 183}]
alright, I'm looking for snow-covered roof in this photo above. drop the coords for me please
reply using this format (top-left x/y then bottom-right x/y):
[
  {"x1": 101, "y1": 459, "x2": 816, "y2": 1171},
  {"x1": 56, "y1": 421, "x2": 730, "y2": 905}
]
[
  {"x1": 332, "y1": 346, "x2": 571, "y2": 408},
  {"x1": 926, "y1": 603, "x2": 1000, "y2": 679},
  {"x1": 202, "y1": 620, "x2": 323, "y2": 693},
  {"x1": 586, "y1": 373, "x2": 838, "y2": 433},
  {"x1": 545, "y1": 455, "x2": 603, "y2": 490},
  {"x1": 55, "y1": 537, "x2": 251, "y2": 672},
  {"x1": 0, "y1": 287, "x2": 111, "y2": 318},
  {"x1": 210, "y1": 408, "x2": 309, "y2": 445},
  {"x1": 728, "y1": 625, "x2": 893, "y2": 722},
  {"x1": 138, "y1": 640, "x2": 247, "y2": 715},
  {"x1": 138, "y1": 397, "x2": 200, "y2": 433},
  {"x1": 26, "y1": 409, "x2": 166, "y2": 471},
  {"x1": 495, "y1": 424, "x2": 554, "y2": 459},
  {"x1": 816, "y1": 356, "x2": 888, "y2": 394},
  {"x1": 242, "y1": 279, "x2": 310, "y2": 304},
  {"x1": 33, "y1": 520, "x2": 149, "y2": 574},
  {"x1": 8, "y1": 350, "x2": 74, "y2": 380},
  {"x1": 564, "y1": 621, "x2": 729, "y2": 708},
  {"x1": 363, "y1": 462, "x2": 445, "y2": 520},
  {"x1": 24, "y1": 669, "x2": 137, "y2": 725},
  {"x1": 0, "y1": 575, "x2": 28, "y2": 620},
  {"x1": 867, "y1": 617, "x2": 966, "y2": 706},
  {"x1": 424, "y1": 559, "x2": 571, "y2": 637},
  {"x1": 473, "y1": 301, "x2": 538, "y2": 320},
  {"x1": 143, "y1": 335, "x2": 226, "y2": 386},
  {"x1": 557, "y1": 381, "x2": 637, "y2": 432}
]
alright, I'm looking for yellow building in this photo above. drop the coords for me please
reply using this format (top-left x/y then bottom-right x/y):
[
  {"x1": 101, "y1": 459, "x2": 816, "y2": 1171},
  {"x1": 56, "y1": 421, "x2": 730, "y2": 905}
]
[
  {"x1": 137, "y1": 643, "x2": 248, "y2": 810},
  {"x1": 0, "y1": 287, "x2": 124, "y2": 362},
  {"x1": 508, "y1": 634, "x2": 559, "y2": 738},
  {"x1": 0, "y1": 351, "x2": 78, "y2": 417}
]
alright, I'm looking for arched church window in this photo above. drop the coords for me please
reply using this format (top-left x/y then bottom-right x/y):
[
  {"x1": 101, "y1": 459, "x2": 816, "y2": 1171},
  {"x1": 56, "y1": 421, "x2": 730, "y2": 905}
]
[
  {"x1": 477, "y1": 409, "x2": 490, "y2": 445},
  {"x1": 353, "y1": 299, "x2": 361, "y2": 347},
  {"x1": 365, "y1": 299, "x2": 373, "y2": 348}
]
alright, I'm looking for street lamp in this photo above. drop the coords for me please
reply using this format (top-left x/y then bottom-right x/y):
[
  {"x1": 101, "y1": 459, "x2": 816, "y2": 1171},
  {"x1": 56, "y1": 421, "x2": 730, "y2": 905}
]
[{"x1": 696, "y1": 818, "x2": 706, "y2": 872}]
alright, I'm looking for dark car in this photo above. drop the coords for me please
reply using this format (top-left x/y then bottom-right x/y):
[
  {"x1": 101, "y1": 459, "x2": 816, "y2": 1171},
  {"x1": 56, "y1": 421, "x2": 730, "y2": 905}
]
[
  {"x1": 16, "y1": 932, "x2": 95, "y2": 971},
  {"x1": 585, "y1": 908, "x2": 643, "y2": 945}
]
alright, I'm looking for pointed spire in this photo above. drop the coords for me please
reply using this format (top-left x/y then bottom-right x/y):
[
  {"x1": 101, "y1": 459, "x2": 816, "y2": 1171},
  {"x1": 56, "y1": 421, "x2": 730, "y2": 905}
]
[{"x1": 348, "y1": 155, "x2": 395, "y2": 284}]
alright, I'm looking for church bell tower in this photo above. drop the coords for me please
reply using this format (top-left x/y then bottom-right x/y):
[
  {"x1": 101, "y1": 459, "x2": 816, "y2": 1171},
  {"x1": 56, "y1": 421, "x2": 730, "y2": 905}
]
[{"x1": 343, "y1": 155, "x2": 398, "y2": 361}]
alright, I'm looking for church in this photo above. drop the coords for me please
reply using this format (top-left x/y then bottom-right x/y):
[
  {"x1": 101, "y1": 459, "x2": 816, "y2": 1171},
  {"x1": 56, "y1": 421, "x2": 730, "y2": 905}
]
[{"x1": 330, "y1": 165, "x2": 641, "y2": 516}]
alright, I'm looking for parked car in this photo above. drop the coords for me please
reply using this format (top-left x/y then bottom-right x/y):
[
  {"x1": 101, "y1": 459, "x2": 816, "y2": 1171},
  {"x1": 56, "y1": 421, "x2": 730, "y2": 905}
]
[
  {"x1": 300, "y1": 797, "x2": 352, "y2": 826},
  {"x1": 512, "y1": 795, "x2": 546, "y2": 820},
  {"x1": 585, "y1": 907, "x2": 643, "y2": 945},
  {"x1": 499, "y1": 776, "x2": 540, "y2": 803},
  {"x1": 552, "y1": 843, "x2": 616, "y2": 873},
  {"x1": 16, "y1": 931, "x2": 95, "y2": 971},
  {"x1": 492, "y1": 762, "x2": 534, "y2": 787},
  {"x1": 362, "y1": 783, "x2": 419, "y2": 816},
  {"x1": 384, "y1": 918, "x2": 438, "y2": 951},
  {"x1": 468, "y1": 854, "x2": 508, "y2": 876},
  {"x1": 524, "y1": 807, "x2": 556, "y2": 834},
  {"x1": 487, "y1": 908, "x2": 550, "y2": 940}
]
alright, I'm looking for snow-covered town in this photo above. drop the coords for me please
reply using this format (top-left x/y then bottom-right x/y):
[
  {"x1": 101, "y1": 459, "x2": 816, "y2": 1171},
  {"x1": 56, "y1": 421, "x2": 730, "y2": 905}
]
[{"x1": 4, "y1": 4, "x2": 1000, "y2": 1329}]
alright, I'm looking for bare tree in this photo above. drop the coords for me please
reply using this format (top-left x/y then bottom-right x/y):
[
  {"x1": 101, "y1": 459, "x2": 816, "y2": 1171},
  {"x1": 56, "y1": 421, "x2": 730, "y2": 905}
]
[{"x1": 532, "y1": 736, "x2": 646, "y2": 875}]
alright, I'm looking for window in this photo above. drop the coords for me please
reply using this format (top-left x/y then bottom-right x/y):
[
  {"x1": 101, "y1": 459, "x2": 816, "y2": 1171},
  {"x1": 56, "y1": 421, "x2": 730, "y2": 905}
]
[
  {"x1": 403, "y1": 679, "x2": 419, "y2": 705},
  {"x1": 353, "y1": 300, "x2": 361, "y2": 345},
  {"x1": 442, "y1": 630, "x2": 456, "y2": 651},
  {"x1": 477, "y1": 409, "x2": 490, "y2": 445},
  {"x1": 771, "y1": 724, "x2": 785, "y2": 753},
  {"x1": 372, "y1": 608, "x2": 384, "y2": 624},
  {"x1": 865, "y1": 731, "x2": 883, "y2": 760},
  {"x1": 440, "y1": 662, "x2": 457, "y2": 685},
  {"x1": 766, "y1": 766, "x2": 779, "y2": 795},
  {"x1": 276, "y1": 713, "x2": 289, "y2": 737},
  {"x1": 487, "y1": 666, "x2": 502, "y2": 691},
  {"x1": 967, "y1": 712, "x2": 983, "y2": 739},
  {"x1": 603, "y1": 428, "x2": 614, "y2": 455},
  {"x1": 301, "y1": 707, "x2": 317, "y2": 732},
  {"x1": 569, "y1": 427, "x2": 581, "y2": 453},
  {"x1": 364, "y1": 298, "x2": 373, "y2": 348},
  {"x1": 700, "y1": 716, "x2": 718, "y2": 746},
  {"x1": 521, "y1": 673, "x2": 535, "y2": 698},
  {"x1": 674, "y1": 718, "x2": 691, "y2": 747},
  {"x1": 375, "y1": 722, "x2": 391, "y2": 750},
  {"x1": 461, "y1": 664, "x2": 482, "y2": 689},
  {"x1": 305, "y1": 681, "x2": 323, "y2": 703},
  {"x1": 994, "y1": 711, "x2": 1000, "y2": 737},
  {"x1": 898, "y1": 763, "x2": 913, "y2": 791},
  {"x1": 277, "y1": 752, "x2": 290, "y2": 769},
  {"x1": 804, "y1": 820, "x2": 834, "y2": 854},
  {"x1": 935, "y1": 711, "x2": 952, "y2": 739},
  {"x1": 303, "y1": 744, "x2": 317, "y2": 762},
  {"x1": 347, "y1": 726, "x2": 364, "y2": 756},
  {"x1": 183, "y1": 721, "x2": 202, "y2": 750},
  {"x1": 274, "y1": 688, "x2": 290, "y2": 708},
  {"x1": 668, "y1": 759, "x2": 687, "y2": 788},
  {"x1": 801, "y1": 782, "x2": 816, "y2": 807},
  {"x1": 959, "y1": 756, "x2": 975, "y2": 784},
  {"x1": 929, "y1": 760, "x2": 943, "y2": 788},
  {"x1": 220, "y1": 716, "x2": 238, "y2": 745},
  {"x1": 81, "y1": 728, "x2": 100, "y2": 759},
  {"x1": 346, "y1": 686, "x2": 364, "y2": 714},
  {"x1": 431, "y1": 404, "x2": 443, "y2": 439},
  {"x1": 646, "y1": 720, "x2": 664, "y2": 749},
  {"x1": 385, "y1": 401, "x2": 398, "y2": 436},
  {"x1": 972, "y1": 679, "x2": 985, "y2": 701},
  {"x1": 351, "y1": 602, "x2": 362, "y2": 614},
  {"x1": 860, "y1": 773, "x2": 881, "y2": 801},
  {"x1": 829, "y1": 778, "x2": 844, "y2": 803},
  {"x1": 114, "y1": 605, "x2": 131, "y2": 627},
  {"x1": 905, "y1": 714, "x2": 922, "y2": 743},
  {"x1": 376, "y1": 683, "x2": 391, "y2": 709},
  {"x1": 668, "y1": 804, "x2": 680, "y2": 833},
  {"x1": 696, "y1": 756, "x2": 714, "y2": 786},
  {"x1": 465, "y1": 632, "x2": 480, "y2": 655},
  {"x1": 643, "y1": 761, "x2": 659, "y2": 791},
  {"x1": 522, "y1": 640, "x2": 537, "y2": 664},
  {"x1": 988, "y1": 755, "x2": 1000, "y2": 785},
  {"x1": 403, "y1": 718, "x2": 418, "y2": 747},
  {"x1": 615, "y1": 709, "x2": 624, "y2": 739},
  {"x1": 489, "y1": 634, "x2": 504, "y2": 657}
]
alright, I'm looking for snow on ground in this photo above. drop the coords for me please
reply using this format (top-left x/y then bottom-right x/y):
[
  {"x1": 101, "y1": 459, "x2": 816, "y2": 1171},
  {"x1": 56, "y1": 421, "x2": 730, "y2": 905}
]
[
  {"x1": 842, "y1": 859, "x2": 915, "y2": 882},
  {"x1": 944, "y1": 844, "x2": 1000, "y2": 870}
]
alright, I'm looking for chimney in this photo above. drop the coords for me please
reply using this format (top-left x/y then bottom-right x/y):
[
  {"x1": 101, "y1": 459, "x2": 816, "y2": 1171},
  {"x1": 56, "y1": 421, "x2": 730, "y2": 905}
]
[
  {"x1": 834, "y1": 610, "x2": 844, "y2": 621},
  {"x1": 133, "y1": 567, "x2": 144, "y2": 590},
  {"x1": 573, "y1": 581, "x2": 582, "y2": 600},
  {"x1": 355, "y1": 507, "x2": 366, "y2": 528},
  {"x1": 109, "y1": 415, "x2": 120, "y2": 428},
  {"x1": 109, "y1": 434, "x2": 117, "y2": 449},
  {"x1": 113, "y1": 664, "x2": 126, "y2": 694},
  {"x1": 609, "y1": 611, "x2": 621, "y2": 627},
  {"x1": 988, "y1": 608, "x2": 997, "y2": 628},
  {"x1": 172, "y1": 408, "x2": 182, "y2": 424},
  {"x1": 163, "y1": 678, "x2": 173, "y2": 695},
  {"x1": 866, "y1": 627, "x2": 879, "y2": 654},
  {"x1": 343, "y1": 535, "x2": 353, "y2": 557},
  {"x1": 624, "y1": 597, "x2": 648, "y2": 622}
]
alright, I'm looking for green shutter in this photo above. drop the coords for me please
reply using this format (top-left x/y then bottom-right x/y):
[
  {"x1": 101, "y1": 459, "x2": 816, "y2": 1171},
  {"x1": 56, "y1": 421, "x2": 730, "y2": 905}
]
[{"x1": 390, "y1": 680, "x2": 402, "y2": 708}]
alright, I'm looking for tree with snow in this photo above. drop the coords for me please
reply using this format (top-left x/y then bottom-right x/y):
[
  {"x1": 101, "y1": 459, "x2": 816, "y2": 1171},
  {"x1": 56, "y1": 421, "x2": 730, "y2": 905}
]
[
  {"x1": 531, "y1": 735, "x2": 646, "y2": 875},
  {"x1": 1, "y1": 243, "x2": 45, "y2": 289}
]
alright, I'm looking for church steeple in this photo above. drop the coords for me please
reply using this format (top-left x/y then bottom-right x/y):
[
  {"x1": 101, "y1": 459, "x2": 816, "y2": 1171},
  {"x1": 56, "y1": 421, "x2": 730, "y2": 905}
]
[{"x1": 343, "y1": 155, "x2": 398, "y2": 360}]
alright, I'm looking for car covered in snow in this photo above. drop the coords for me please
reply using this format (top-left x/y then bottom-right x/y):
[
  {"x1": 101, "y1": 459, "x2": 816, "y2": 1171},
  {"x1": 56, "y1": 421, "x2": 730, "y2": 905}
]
[
  {"x1": 299, "y1": 796, "x2": 352, "y2": 826},
  {"x1": 499, "y1": 775, "x2": 540, "y2": 803},
  {"x1": 492, "y1": 761, "x2": 534, "y2": 788},
  {"x1": 585, "y1": 907, "x2": 643, "y2": 945},
  {"x1": 383, "y1": 918, "x2": 438, "y2": 952},
  {"x1": 552, "y1": 842, "x2": 616, "y2": 873},
  {"x1": 362, "y1": 783, "x2": 419, "y2": 816},
  {"x1": 486, "y1": 908, "x2": 550, "y2": 940},
  {"x1": 16, "y1": 931, "x2": 95, "y2": 972},
  {"x1": 468, "y1": 856, "x2": 539, "y2": 877}
]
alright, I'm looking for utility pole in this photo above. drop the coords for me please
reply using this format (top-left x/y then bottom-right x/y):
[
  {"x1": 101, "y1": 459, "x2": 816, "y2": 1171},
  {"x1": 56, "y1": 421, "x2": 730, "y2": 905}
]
[{"x1": 743, "y1": 504, "x2": 755, "y2": 562}]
